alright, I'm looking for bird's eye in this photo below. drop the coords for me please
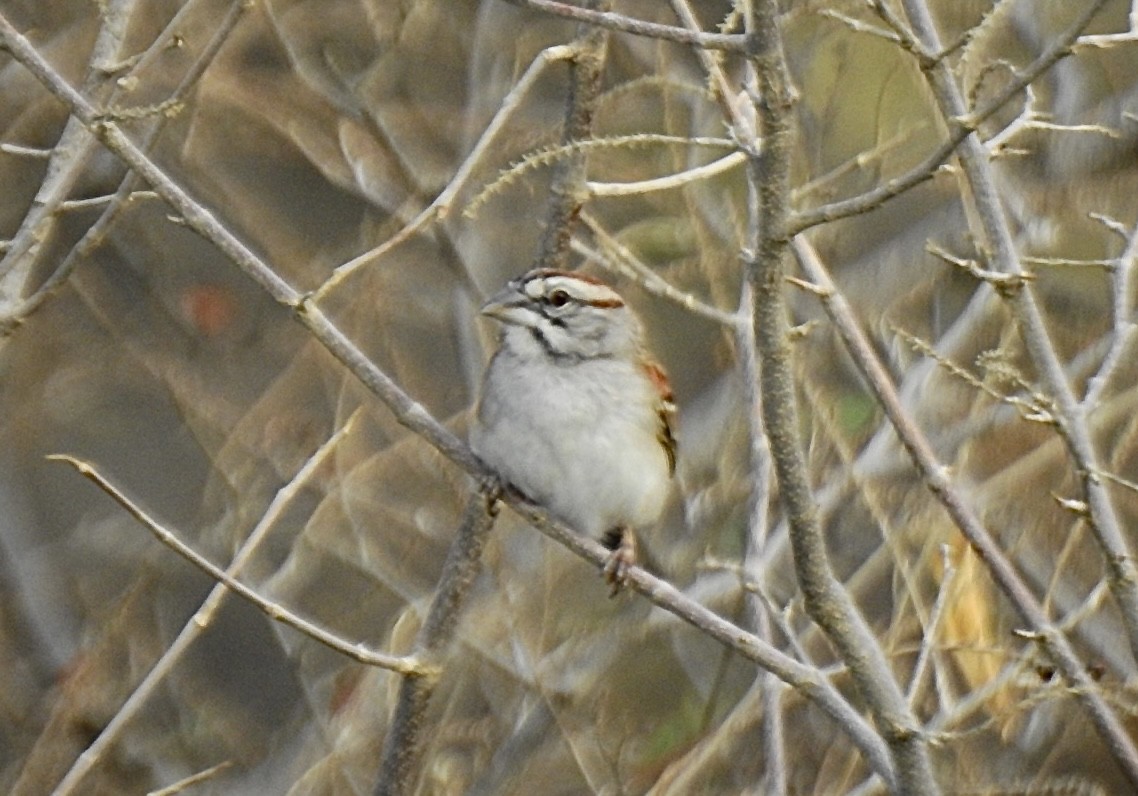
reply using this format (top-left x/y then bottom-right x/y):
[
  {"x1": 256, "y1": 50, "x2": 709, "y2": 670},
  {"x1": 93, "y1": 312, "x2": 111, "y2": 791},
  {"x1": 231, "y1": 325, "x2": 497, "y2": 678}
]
[{"x1": 547, "y1": 289, "x2": 570, "y2": 307}]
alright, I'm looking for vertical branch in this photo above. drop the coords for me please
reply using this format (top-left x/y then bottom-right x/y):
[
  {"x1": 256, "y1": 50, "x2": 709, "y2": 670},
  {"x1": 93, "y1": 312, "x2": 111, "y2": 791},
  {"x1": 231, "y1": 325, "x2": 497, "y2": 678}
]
[
  {"x1": 735, "y1": 285, "x2": 786, "y2": 794},
  {"x1": 743, "y1": 2, "x2": 938, "y2": 793},
  {"x1": 895, "y1": 0, "x2": 1138, "y2": 663},
  {"x1": 535, "y1": 0, "x2": 610, "y2": 271},
  {"x1": 736, "y1": 39, "x2": 783, "y2": 788},
  {"x1": 374, "y1": 490, "x2": 499, "y2": 796}
]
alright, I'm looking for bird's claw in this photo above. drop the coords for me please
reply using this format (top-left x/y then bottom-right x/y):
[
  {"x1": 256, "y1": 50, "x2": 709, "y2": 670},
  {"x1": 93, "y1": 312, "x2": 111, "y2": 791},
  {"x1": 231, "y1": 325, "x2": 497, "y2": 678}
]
[{"x1": 601, "y1": 527, "x2": 638, "y2": 597}]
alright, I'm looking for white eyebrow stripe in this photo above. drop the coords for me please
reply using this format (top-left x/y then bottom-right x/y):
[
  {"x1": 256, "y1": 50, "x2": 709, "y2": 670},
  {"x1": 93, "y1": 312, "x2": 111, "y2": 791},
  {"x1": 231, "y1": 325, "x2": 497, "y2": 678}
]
[{"x1": 538, "y1": 275, "x2": 623, "y2": 306}]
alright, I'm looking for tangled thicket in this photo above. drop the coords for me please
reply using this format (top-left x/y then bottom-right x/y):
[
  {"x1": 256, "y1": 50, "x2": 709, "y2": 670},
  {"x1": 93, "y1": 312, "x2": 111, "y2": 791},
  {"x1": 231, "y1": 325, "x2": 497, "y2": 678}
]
[{"x1": 3, "y1": 1, "x2": 1138, "y2": 794}]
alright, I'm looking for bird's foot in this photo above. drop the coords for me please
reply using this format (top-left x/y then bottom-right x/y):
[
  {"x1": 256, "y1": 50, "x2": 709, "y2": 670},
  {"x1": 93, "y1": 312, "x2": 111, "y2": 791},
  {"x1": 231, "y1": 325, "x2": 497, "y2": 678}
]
[{"x1": 601, "y1": 527, "x2": 638, "y2": 597}]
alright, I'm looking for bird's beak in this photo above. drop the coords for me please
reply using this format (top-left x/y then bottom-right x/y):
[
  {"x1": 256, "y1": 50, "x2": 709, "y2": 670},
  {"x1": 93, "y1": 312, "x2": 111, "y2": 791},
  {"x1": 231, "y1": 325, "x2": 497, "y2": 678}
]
[{"x1": 480, "y1": 285, "x2": 532, "y2": 326}]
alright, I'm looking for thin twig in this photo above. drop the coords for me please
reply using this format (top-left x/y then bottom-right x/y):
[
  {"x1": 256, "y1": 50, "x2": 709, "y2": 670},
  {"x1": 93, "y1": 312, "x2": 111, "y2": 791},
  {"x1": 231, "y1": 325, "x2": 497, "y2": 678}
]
[
  {"x1": 0, "y1": 142, "x2": 53, "y2": 157},
  {"x1": 314, "y1": 43, "x2": 579, "y2": 300},
  {"x1": 900, "y1": 0, "x2": 1138, "y2": 698},
  {"x1": 465, "y1": 134, "x2": 736, "y2": 220},
  {"x1": 146, "y1": 761, "x2": 234, "y2": 796},
  {"x1": 735, "y1": 278, "x2": 784, "y2": 791},
  {"x1": 790, "y1": 235, "x2": 1138, "y2": 787},
  {"x1": 575, "y1": 213, "x2": 737, "y2": 326},
  {"x1": 47, "y1": 417, "x2": 365, "y2": 796},
  {"x1": 46, "y1": 455, "x2": 424, "y2": 676},
  {"x1": 498, "y1": 0, "x2": 747, "y2": 52},
  {"x1": 586, "y1": 149, "x2": 746, "y2": 197},
  {"x1": 669, "y1": 0, "x2": 743, "y2": 126},
  {"x1": 907, "y1": 545, "x2": 956, "y2": 707},
  {"x1": 819, "y1": 9, "x2": 902, "y2": 45},
  {"x1": 1083, "y1": 218, "x2": 1138, "y2": 408}
]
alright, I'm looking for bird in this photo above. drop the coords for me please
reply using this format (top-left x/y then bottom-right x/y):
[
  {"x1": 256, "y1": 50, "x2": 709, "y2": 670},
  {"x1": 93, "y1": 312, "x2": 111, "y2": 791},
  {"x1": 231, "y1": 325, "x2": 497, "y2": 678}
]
[{"x1": 471, "y1": 268, "x2": 676, "y2": 593}]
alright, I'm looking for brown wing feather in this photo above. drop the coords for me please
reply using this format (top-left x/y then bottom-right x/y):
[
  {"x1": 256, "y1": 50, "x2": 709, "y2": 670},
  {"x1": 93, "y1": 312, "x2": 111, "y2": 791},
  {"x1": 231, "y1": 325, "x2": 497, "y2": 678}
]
[{"x1": 643, "y1": 361, "x2": 677, "y2": 476}]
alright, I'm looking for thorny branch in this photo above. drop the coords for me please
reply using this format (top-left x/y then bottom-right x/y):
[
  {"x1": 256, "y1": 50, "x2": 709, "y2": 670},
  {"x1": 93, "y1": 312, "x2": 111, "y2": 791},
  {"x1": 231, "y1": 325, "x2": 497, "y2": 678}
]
[
  {"x1": 499, "y1": 0, "x2": 746, "y2": 51},
  {"x1": 790, "y1": 237, "x2": 1138, "y2": 786},
  {"x1": 0, "y1": 10, "x2": 899, "y2": 788},
  {"x1": 897, "y1": 0, "x2": 1138, "y2": 769},
  {"x1": 535, "y1": 0, "x2": 610, "y2": 272},
  {"x1": 7, "y1": 0, "x2": 1137, "y2": 791},
  {"x1": 741, "y1": 1, "x2": 938, "y2": 792}
]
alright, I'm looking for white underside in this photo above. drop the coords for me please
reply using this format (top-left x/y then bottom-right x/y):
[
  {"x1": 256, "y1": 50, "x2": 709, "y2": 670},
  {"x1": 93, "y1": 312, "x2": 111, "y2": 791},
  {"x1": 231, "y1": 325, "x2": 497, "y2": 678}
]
[{"x1": 472, "y1": 348, "x2": 671, "y2": 537}]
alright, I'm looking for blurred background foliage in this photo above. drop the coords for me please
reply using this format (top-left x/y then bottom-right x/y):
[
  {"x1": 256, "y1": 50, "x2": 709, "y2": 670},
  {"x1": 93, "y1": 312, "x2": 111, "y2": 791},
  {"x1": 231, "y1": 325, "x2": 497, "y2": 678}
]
[{"x1": 2, "y1": 0, "x2": 1138, "y2": 793}]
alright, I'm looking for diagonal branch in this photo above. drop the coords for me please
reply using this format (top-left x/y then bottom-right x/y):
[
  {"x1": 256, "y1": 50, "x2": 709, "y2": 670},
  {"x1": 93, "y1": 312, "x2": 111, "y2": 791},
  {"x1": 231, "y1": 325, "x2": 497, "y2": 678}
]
[
  {"x1": 45, "y1": 416, "x2": 416, "y2": 796},
  {"x1": 898, "y1": 0, "x2": 1138, "y2": 699},
  {"x1": 742, "y1": 2, "x2": 939, "y2": 793},
  {"x1": 791, "y1": 236, "x2": 1138, "y2": 786},
  {"x1": 0, "y1": 12, "x2": 481, "y2": 475},
  {"x1": 0, "y1": 13, "x2": 897, "y2": 785},
  {"x1": 314, "y1": 43, "x2": 579, "y2": 300},
  {"x1": 0, "y1": 0, "x2": 250, "y2": 336},
  {"x1": 47, "y1": 454, "x2": 424, "y2": 676}
]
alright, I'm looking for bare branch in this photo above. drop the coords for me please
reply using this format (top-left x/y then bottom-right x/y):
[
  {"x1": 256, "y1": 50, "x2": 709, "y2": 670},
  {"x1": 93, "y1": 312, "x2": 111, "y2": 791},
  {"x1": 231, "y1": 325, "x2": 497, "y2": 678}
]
[
  {"x1": 46, "y1": 454, "x2": 424, "y2": 676},
  {"x1": 575, "y1": 213, "x2": 738, "y2": 326},
  {"x1": 47, "y1": 417, "x2": 369, "y2": 795},
  {"x1": 146, "y1": 761, "x2": 234, "y2": 796},
  {"x1": 465, "y1": 134, "x2": 734, "y2": 221},
  {"x1": 735, "y1": 279, "x2": 785, "y2": 793},
  {"x1": 819, "y1": 9, "x2": 902, "y2": 46},
  {"x1": 375, "y1": 490, "x2": 499, "y2": 796},
  {"x1": 315, "y1": 44, "x2": 579, "y2": 300},
  {"x1": 790, "y1": 235, "x2": 1138, "y2": 787},
  {"x1": 509, "y1": 494, "x2": 898, "y2": 790},
  {"x1": 536, "y1": 0, "x2": 610, "y2": 272},
  {"x1": 585, "y1": 150, "x2": 746, "y2": 197},
  {"x1": 1084, "y1": 218, "x2": 1138, "y2": 408},
  {"x1": 743, "y1": 2, "x2": 938, "y2": 791},
  {"x1": 497, "y1": 0, "x2": 747, "y2": 52},
  {"x1": 906, "y1": 545, "x2": 956, "y2": 708},
  {"x1": 897, "y1": 0, "x2": 1138, "y2": 690}
]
